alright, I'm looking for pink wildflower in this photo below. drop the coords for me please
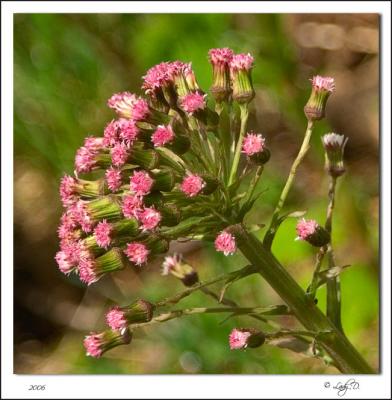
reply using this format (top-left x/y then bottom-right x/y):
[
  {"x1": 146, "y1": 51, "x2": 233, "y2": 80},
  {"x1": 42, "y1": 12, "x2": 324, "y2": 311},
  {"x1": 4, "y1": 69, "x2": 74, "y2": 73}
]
[
  {"x1": 208, "y1": 48, "x2": 234, "y2": 65},
  {"x1": 84, "y1": 136, "x2": 105, "y2": 151},
  {"x1": 139, "y1": 207, "x2": 161, "y2": 231},
  {"x1": 105, "y1": 167, "x2": 122, "y2": 192},
  {"x1": 94, "y1": 220, "x2": 113, "y2": 249},
  {"x1": 229, "y1": 53, "x2": 254, "y2": 71},
  {"x1": 311, "y1": 76, "x2": 335, "y2": 92},
  {"x1": 107, "y1": 92, "x2": 149, "y2": 121},
  {"x1": 180, "y1": 92, "x2": 206, "y2": 114},
  {"x1": 103, "y1": 119, "x2": 120, "y2": 147},
  {"x1": 229, "y1": 328, "x2": 252, "y2": 350},
  {"x1": 55, "y1": 250, "x2": 75, "y2": 275},
  {"x1": 215, "y1": 231, "x2": 236, "y2": 256},
  {"x1": 83, "y1": 333, "x2": 104, "y2": 358},
  {"x1": 151, "y1": 125, "x2": 175, "y2": 147},
  {"x1": 142, "y1": 62, "x2": 174, "y2": 94},
  {"x1": 59, "y1": 175, "x2": 78, "y2": 207},
  {"x1": 118, "y1": 118, "x2": 139, "y2": 146},
  {"x1": 180, "y1": 174, "x2": 205, "y2": 197},
  {"x1": 57, "y1": 212, "x2": 79, "y2": 240},
  {"x1": 70, "y1": 200, "x2": 94, "y2": 233},
  {"x1": 124, "y1": 242, "x2": 149, "y2": 266},
  {"x1": 78, "y1": 256, "x2": 98, "y2": 285},
  {"x1": 296, "y1": 218, "x2": 318, "y2": 241},
  {"x1": 242, "y1": 133, "x2": 266, "y2": 156},
  {"x1": 75, "y1": 146, "x2": 96, "y2": 173},
  {"x1": 130, "y1": 170, "x2": 154, "y2": 196},
  {"x1": 106, "y1": 307, "x2": 127, "y2": 331},
  {"x1": 111, "y1": 142, "x2": 128, "y2": 167},
  {"x1": 122, "y1": 194, "x2": 143, "y2": 219}
]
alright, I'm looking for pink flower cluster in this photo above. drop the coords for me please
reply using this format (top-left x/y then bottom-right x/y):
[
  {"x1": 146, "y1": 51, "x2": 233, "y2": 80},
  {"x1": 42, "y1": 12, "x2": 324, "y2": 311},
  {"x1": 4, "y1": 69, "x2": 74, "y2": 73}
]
[
  {"x1": 107, "y1": 92, "x2": 150, "y2": 121},
  {"x1": 180, "y1": 92, "x2": 206, "y2": 114},
  {"x1": 106, "y1": 307, "x2": 128, "y2": 331},
  {"x1": 180, "y1": 174, "x2": 205, "y2": 197},
  {"x1": 215, "y1": 231, "x2": 237, "y2": 256},
  {"x1": 151, "y1": 125, "x2": 175, "y2": 147},
  {"x1": 311, "y1": 76, "x2": 335, "y2": 92},
  {"x1": 229, "y1": 328, "x2": 251, "y2": 350},
  {"x1": 208, "y1": 47, "x2": 234, "y2": 65},
  {"x1": 229, "y1": 53, "x2": 254, "y2": 72}
]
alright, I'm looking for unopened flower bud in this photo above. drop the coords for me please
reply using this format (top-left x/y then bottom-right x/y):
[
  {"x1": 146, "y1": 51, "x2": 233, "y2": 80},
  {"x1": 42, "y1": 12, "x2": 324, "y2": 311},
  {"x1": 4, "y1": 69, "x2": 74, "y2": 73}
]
[
  {"x1": 208, "y1": 47, "x2": 234, "y2": 103},
  {"x1": 162, "y1": 253, "x2": 199, "y2": 286},
  {"x1": 229, "y1": 53, "x2": 255, "y2": 104},
  {"x1": 229, "y1": 328, "x2": 265, "y2": 350},
  {"x1": 304, "y1": 76, "x2": 335, "y2": 121},
  {"x1": 106, "y1": 299, "x2": 155, "y2": 331},
  {"x1": 322, "y1": 133, "x2": 348, "y2": 177},
  {"x1": 84, "y1": 328, "x2": 132, "y2": 358},
  {"x1": 296, "y1": 218, "x2": 330, "y2": 247}
]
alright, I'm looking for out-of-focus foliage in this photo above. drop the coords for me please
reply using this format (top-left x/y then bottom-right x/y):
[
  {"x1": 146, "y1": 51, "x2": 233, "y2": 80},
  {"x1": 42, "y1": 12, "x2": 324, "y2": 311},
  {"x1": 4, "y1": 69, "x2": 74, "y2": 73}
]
[{"x1": 14, "y1": 14, "x2": 379, "y2": 374}]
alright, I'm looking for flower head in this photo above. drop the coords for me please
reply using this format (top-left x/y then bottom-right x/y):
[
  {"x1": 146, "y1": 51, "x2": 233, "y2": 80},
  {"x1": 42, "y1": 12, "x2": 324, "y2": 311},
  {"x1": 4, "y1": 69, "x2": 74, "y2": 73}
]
[
  {"x1": 229, "y1": 53, "x2": 255, "y2": 104},
  {"x1": 229, "y1": 53, "x2": 254, "y2": 72},
  {"x1": 122, "y1": 194, "x2": 143, "y2": 219},
  {"x1": 151, "y1": 125, "x2": 175, "y2": 147},
  {"x1": 139, "y1": 207, "x2": 162, "y2": 231},
  {"x1": 78, "y1": 255, "x2": 99, "y2": 285},
  {"x1": 296, "y1": 218, "x2": 330, "y2": 247},
  {"x1": 75, "y1": 146, "x2": 97, "y2": 173},
  {"x1": 215, "y1": 231, "x2": 237, "y2": 256},
  {"x1": 94, "y1": 220, "x2": 113, "y2": 249},
  {"x1": 142, "y1": 62, "x2": 174, "y2": 94},
  {"x1": 84, "y1": 136, "x2": 104, "y2": 151},
  {"x1": 107, "y1": 92, "x2": 149, "y2": 121},
  {"x1": 124, "y1": 242, "x2": 149, "y2": 266},
  {"x1": 229, "y1": 328, "x2": 252, "y2": 350},
  {"x1": 304, "y1": 75, "x2": 335, "y2": 121},
  {"x1": 180, "y1": 174, "x2": 205, "y2": 197},
  {"x1": 105, "y1": 167, "x2": 122, "y2": 192},
  {"x1": 111, "y1": 142, "x2": 129, "y2": 167},
  {"x1": 208, "y1": 48, "x2": 234, "y2": 65},
  {"x1": 322, "y1": 133, "x2": 348, "y2": 177},
  {"x1": 242, "y1": 133, "x2": 266, "y2": 156},
  {"x1": 229, "y1": 328, "x2": 265, "y2": 350},
  {"x1": 103, "y1": 120, "x2": 120, "y2": 147},
  {"x1": 70, "y1": 200, "x2": 94, "y2": 233},
  {"x1": 105, "y1": 307, "x2": 128, "y2": 331},
  {"x1": 118, "y1": 118, "x2": 139, "y2": 146},
  {"x1": 180, "y1": 92, "x2": 206, "y2": 114},
  {"x1": 59, "y1": 175, "x2": 78, "y2": 207},
  {"x1": 130, "y1": 170, "x2": 154, "y2": 196},
  {"x1": 83, "y1": 330, "x2": 131, "y2": 358},
  {"x1": 55, "y1": 250, "x2": 76, "y2": 275}
]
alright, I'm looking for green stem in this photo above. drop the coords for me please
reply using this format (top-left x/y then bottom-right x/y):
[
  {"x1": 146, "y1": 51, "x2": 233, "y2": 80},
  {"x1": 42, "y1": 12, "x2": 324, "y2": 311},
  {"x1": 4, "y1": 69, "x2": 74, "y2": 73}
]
[
  {"x1": 263, "y1": 121, "x2": 314, "y2": 249},
  {"x1": 306, "y1": 245, "x2": 327, "y2": 300},
  {"x1": 228, "y1": 104, "x2": 249, "y2": 186},
  {"x1": 230, "y1": 223, "x2": 374, "y2": 374},
  {"x1": 325, "y1": 176, "x2": 343, "y2": 332}
]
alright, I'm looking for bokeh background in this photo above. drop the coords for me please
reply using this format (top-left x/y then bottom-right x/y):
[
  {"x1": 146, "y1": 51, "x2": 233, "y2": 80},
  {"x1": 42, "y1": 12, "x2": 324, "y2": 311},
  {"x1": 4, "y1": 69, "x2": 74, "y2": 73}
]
[{"x1": 14, "y1": 13, "x2": 379, "y2": 374}]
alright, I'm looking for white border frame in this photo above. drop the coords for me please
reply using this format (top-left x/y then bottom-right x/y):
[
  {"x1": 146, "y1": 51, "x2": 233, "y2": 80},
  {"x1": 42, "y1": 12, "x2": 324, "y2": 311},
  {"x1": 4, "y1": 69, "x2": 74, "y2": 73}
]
[{"x1": 2, "y1": 1, "x2": 391, "y2": 399}]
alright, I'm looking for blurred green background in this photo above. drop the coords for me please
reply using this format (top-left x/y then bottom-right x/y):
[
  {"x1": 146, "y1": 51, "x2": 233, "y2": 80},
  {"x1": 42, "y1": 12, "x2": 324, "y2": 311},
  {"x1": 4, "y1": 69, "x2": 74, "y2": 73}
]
[{"x1": 14, "y1": 13, "x2": 379, "y2": 374}]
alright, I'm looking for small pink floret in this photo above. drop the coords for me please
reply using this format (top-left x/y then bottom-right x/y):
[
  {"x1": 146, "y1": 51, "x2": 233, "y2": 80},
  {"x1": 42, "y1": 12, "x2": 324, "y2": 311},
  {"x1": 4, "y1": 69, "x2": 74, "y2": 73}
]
[
  {"x1": 151, "y1": 125, "x2": 175, "y2": 147},
  {"x1": 215, "y1": 231, "x2": 237, "y2": 256},
  {"x1": 94, "y1": 220, "x2": 113, "y2": 249},
  {"x1": 242, "y1": 133, "x2": 265, "y2": 156},
  {"x1": 55, "y1": 250, "x2": 75, "y2": 274},
  {"x1": 180, "y1": 92, "x2": 206, "y2": 114},
  {"x1": 70, "y1": 201, "x2": 94, "y2": 233},
  {"x1": 75, "y1": 146, "x2": 96, "y2": 173},
  {"x1": 229, "y1": 328, "x2": 251, "y2": 350},
  {"x1": 311, "y1": 76, "x2": 335, "y2": 92},
  {"x1": 103, "y1": 120, "x2": 120, "y2": 147},
  {"x1": 230, "y1": 53, "x2": 254, "y2": 71},
  {"x1": 111, "y1": 142, "x2": 128, "y2": 167},
  {"x1": 79, "y1": 256, "x2": 98, "y2": 285},
  {"x1": 84, "y1": 136, "x2": 104, "y2": 151},
  {"x1": 142, "y1": 62, "x2": 173, "y2": 93},
  {"x1": 124, "y1": 242, "x2": 149, "y2": 266},
  {"x1": 180, "y1": 174, "x2": 205, "y2": 197},
  {"x1": 139, "y1": 207, "x2": 161, "y2": 231},
  {"x1": 122, "y1": 194, "x2": 144, "y2": 219},
  {"x1": 130, "y1": 170, "x2": 154, "y2": 196},
  {"x1": 296, "y1": 218, "x2": 318, "y2": 240},
  {"x1": 60, "y1": 175, "x2": 78, "y2": 207},
  {"x1": 105, "y1": 167, "x2": 122, "y2": 192},
  {"x1": 83, "y1": 333, "x2": 103, "y2": 358},
  {"x1": 106, "y1": 307, "x2": 127, "y2": 331},
  {"x1": 118, "y1": 118, "x2": 139, "y2": 146},
  {"x1": 208, "y1": 48, "x2": 234, "y2": 65}
]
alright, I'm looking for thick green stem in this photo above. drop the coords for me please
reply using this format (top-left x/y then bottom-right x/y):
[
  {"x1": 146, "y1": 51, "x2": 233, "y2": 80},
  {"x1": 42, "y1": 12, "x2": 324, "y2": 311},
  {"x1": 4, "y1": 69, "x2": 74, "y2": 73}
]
[
  {"x1": 264, "y1": 121, "x2": 314, "y2": 249},
  {"x1": 230, "y1": 224, "x2": 374, "y2": 374},
  {"x1": 228, "y1": 104, "x2": 249, "y2": 186}
]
